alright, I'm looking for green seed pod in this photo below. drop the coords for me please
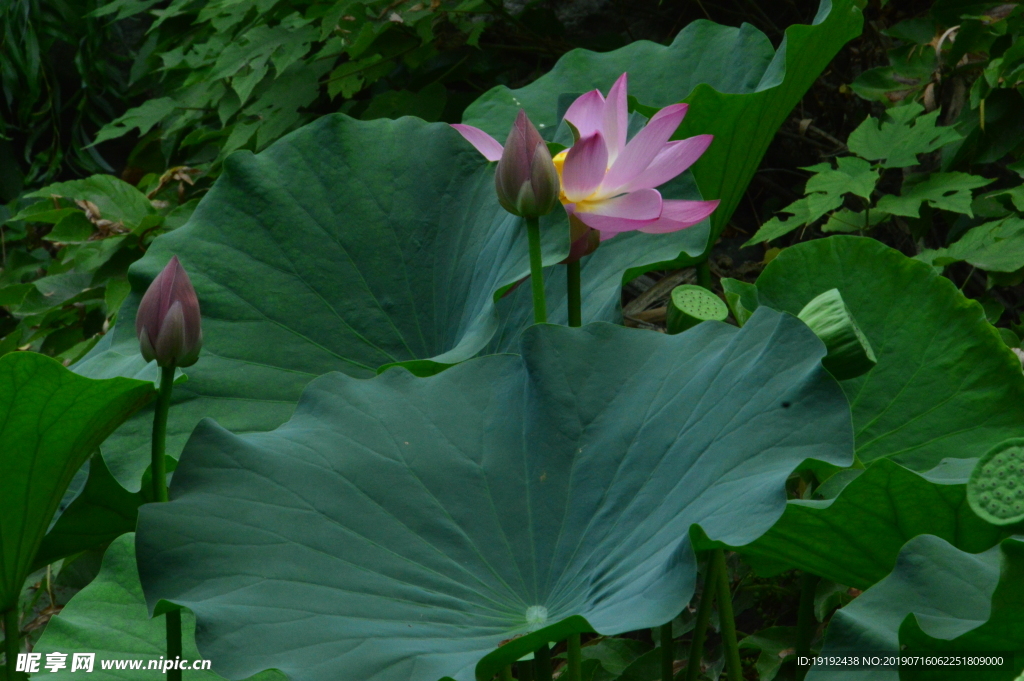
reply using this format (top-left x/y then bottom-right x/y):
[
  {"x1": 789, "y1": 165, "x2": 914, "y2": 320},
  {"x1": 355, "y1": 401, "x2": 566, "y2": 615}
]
[
  {"x1": 968, "y1": 438, "x2": 1024, "y2": 526},
  {"x1": 797, "y1": 288, "x2": 876, "y2": 381},
  {"x1": 666, "y1": 285, "x2": 728, "y2": 334}
]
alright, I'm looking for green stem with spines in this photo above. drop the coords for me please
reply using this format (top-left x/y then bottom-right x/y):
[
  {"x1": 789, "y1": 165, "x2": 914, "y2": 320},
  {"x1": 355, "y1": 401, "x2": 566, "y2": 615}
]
[
  {"x1": 533, "y1": 643, "x2": 553, "y2": 681},
  {"x1": 567, "y1": 634, "x2": 582, "y2": 681},
  {"x1": 683, "y1": 552, "x2": 719, "y2": 681},
  {"x1": 714, "y1": 549, "x2": 743, "y2": 681},
  {"x1": 525, "y1": 217, "x2": 547, "y2": 324},
  {"x1": 660, "y1": 622, "x2": 674, "y2": 681},
  {"x1": 152, "y1": 364, "x2": 182, "y2": 681},
  {"x1": 696, "y1": 260, "x2": 712, "y2": 291},
  {"x1": 166, "y1": 609, "x2": 182, "y2": 681},
  {"x1": 4, "y1": 608, "x2": 19, "y2": 681},
  {"x1": 795, "y1": 573, "x2": 820, "y2": 681},
  {"x1": 566, "y1": 260, "x2": 581, "y2": 327},
  {"x1": 151, "y1": 365, "x2": 176, "y2": 503}
]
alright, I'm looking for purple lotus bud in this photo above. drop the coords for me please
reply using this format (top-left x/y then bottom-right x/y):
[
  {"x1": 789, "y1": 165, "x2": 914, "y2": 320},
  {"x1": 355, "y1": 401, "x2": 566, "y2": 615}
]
[
  {"x1": 494, "y1": 110, "x2": 560, "y2": 218},
  {"x1": 135, "y1": 256, "x2": 203, "y2": 368}
]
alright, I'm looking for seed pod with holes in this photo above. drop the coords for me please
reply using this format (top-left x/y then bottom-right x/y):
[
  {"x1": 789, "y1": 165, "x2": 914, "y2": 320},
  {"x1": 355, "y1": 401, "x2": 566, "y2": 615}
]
[
  {"x1": 666, "y1": 285, "x2": 728, "y2": 334},
  {"x1": 968, "y1": 438, "x2": 1024, "y2": 526}
]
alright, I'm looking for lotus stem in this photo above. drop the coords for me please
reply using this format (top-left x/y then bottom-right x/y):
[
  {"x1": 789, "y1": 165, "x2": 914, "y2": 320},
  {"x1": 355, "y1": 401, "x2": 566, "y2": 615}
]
[
  {"x1": 566, "y1": 260, "x2": 581, "y2": 327},
  {"x1": 696, "y1": 260, "x2": 712, "y2": 291},
  {"x1": 499, "y1": 665, "x2": 514, "y2": 681},
  {"x1": 683, "y1": 552, "x2": 719, "y2": 681},
  {"x1": 533, "y1": 643, "x2": 553, "y2": 681},
  {"x1": 517, "y1": 658, "x2": 535, "y2": 681},
  {"x1": 151, "y1": 365, "x2": 176, "y2": 503},
  {"x1": 567, "y1": 634, "x2": 582, "y2": 681},
  {"x1": 525, "y1": 217, "x2": 547, "y2": 324},
  {"x1": 660, "y1": 622, "x2": 673, "y2": 681},
  {"x1": 795, "y1": 573, "x2": 820, "y2": 681},
  {"x1": 167, "y1": 609, "x2": 182, "y2": 681},
  {"x1": 4, "y1": 608, "x2": 19, "y2": 681},
  {"x1": 151, "y1": 364, "x2": 182, "y2": 681},
  {"x1": 714, "y1": 549, "x2": 742, "y2": 681}
]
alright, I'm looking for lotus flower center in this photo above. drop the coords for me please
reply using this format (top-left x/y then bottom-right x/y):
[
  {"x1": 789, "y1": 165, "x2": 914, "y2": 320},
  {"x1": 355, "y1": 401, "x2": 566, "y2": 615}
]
[
  {"x1": 525, "y1": 605, "x2": 549, "y2": 628},
  {"x1": 551, "y1": 148, "x2": 609, "y2": 207}
]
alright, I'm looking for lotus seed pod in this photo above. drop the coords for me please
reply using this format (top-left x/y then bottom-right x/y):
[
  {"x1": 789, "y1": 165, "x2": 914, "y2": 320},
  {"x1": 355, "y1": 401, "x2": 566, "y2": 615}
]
[
  {"x1": 797, "y1": 288, "x2": 877, "y2": 381},
  {"x1": 666, "y1": 285, "x2": 728, "y2": 334},
  {"x1": 968, "y1": 439, "x2": 1024, "y2": 526}
]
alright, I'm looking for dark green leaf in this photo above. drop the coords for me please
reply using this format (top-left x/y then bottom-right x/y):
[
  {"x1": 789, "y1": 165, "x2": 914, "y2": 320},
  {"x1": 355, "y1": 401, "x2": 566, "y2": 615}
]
[
  {"x1": 755, "y1": 236, "x2": 1024, "y2": 469},
  {"x1": 0, "y1": 352, "x2": 152, "y2": 611}
]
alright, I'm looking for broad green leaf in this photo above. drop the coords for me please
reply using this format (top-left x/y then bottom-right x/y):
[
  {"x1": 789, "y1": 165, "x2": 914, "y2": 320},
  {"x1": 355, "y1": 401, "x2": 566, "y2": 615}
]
[
  {"x1": 736, "y1": 458, "x2": 1020, "y2": 589},
  {"x1": 805, "y1": 157, "x2": 879, "y2": 200},
  {"x1": 74, "y1": 114, "x2": 709, "y2": 491},
  {"x1": 918, "y1": 216, "x2": 1024, "y2": 272},
  {"x1": 135, "y1": 313, "x2": 853, "y2": 681},
  {"x1": 755, "y1": 236, "x2": 1024, "y2": 470},
  {"x1": 33, "y1": 534, "x2": 286, "y2": 681},
  {"x1": 809, "y1": 536, "x2": 1024, "y2": 681},
  {"x1": 846, "y1": 103, "x2": 962, "y2": 168},
  {"x1": 461, "y1": 0, "x2": 863, "y2": 251},
  {"x1": 743, "y1": 157, "x2": 878, "y2": 246},
  {"x1": 875, "y1": 172, "x2": 993, "y2": 217},
  {"x1": 34, "y1": 455, "x2": 144, "y2": 570},
  {"x1": 743, "y1": 192, "x2": 844, "y2": 247},
  {"x1": 26, "y1": 175, "x2": 154, "y2": 229},
  {"x1": 92, "y1": 98, "x2": 179, "y2": 146},
  {"x1": 0, "y1": 352, "x2": 152, "y2": 611}
]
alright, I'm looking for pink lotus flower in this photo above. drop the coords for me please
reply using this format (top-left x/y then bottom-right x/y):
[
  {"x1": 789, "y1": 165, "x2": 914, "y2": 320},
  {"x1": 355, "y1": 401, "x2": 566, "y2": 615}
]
[{"x1": 453, "y1": 73, "x2": 718, "y2": 241}]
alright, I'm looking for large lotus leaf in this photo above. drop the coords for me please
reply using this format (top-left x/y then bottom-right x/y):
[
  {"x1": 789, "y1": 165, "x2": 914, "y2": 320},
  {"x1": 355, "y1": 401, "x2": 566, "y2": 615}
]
[
  {"x1": 33, "y1": 533, "x2": 286, "y2": 681},
  {"x1": 0, "y1": 352, "x2": 152, "y2": 612},
  {"x1": 461, "y1": 0, "x2": 862, "y2": 249},
  {"x1": 135, "y1": 312, "x2": 853, "y2": 681},
  {"x1": 72, "y1": 114, "x2": 708, "y2": 490},
  {"x1": 755, "y1": 236, "x2": 1024, "y2": 471},
  {"x1": 899, "y1": 539, "x2": 1024, "y2": 680},
  {"x1": 808, "y1": 535, "x2": 1024, "y2": 681},
  {"x1": 734, "y1": 458, "x2": 1022, "y2": 589}
]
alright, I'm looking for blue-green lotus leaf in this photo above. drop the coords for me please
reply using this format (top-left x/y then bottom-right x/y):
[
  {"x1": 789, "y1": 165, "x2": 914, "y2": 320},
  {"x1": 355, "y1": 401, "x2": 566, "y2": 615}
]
[
  {"x1": 135, "y1": 311, "x2": 852, "y2": 681},
  {"x1": 73, "y1": 114, "x2": 709, "y2": 491},
  {"x1": 810, "y1": 535, "x2": 1024, "y2": 681}
]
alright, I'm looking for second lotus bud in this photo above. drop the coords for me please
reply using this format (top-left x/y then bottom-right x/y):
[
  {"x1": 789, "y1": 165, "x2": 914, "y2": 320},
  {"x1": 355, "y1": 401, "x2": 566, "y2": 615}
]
[
  {"x1": 136, "y1": 255, "x2": 203, "y2": 368},
  {"x1": 494, "y1": 110, "x2": 560, "y2": 219}
]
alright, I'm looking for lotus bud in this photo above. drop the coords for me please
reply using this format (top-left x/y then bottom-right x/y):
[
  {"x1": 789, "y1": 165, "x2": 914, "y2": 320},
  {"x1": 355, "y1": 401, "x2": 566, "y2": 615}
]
[
  {"x1": 494, "y1": 110, "x2": 560, "y2": 219},
  {"x1": 798, "y1": 288, "x2": 876, "y2": 380},
  {"x1": 136, "y1": 256, "x2": 203, "y2": 368}
]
